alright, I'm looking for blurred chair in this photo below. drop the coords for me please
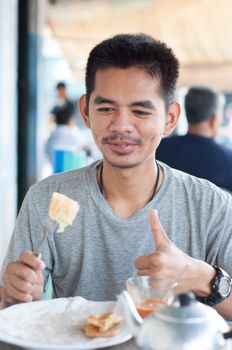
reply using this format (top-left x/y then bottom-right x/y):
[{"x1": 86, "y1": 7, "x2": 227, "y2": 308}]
[
  {"x1": 53, "y1": 150, "x2": 86, "y2": 173},
  {"x1": 41, "y1": 274, "x2": 53, "y2": 300}
]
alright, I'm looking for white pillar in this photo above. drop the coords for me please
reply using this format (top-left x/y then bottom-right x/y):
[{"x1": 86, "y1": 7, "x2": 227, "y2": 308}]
[{"x1": 0, "y1": 0, "x2": 18, "y2": 266}]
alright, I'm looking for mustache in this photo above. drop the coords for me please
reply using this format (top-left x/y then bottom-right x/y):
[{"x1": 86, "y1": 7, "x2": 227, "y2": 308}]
[{"x1": 102, "y1": 133, "x2": 142, "y2": 145}]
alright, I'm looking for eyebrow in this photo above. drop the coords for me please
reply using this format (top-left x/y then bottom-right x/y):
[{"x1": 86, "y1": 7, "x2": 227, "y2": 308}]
[
  {"x1": 94, "y1": 96, "x2": 116, "y2": 105},
  {"x1": 93, "y1": 96, "x2": 156, "y2": 110},
  {"x1": 130, "y1": 100, "x2": 156, "y2": 110}
]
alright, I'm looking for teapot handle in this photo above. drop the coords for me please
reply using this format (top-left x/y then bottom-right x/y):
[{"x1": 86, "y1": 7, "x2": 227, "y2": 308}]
[{"x1": 177, "y1": 292, "x2": 196, "y2": 306}]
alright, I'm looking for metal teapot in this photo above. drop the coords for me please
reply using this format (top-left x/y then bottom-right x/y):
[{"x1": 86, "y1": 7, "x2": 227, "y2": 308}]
[{"x1": 119, "y1": 291, "x2": 232, "y2": 350}]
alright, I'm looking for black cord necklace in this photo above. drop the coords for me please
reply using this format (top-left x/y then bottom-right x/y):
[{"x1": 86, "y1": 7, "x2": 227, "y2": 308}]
[{"x1": 98, "y1": 160, "x2": 160, "y2": 204}]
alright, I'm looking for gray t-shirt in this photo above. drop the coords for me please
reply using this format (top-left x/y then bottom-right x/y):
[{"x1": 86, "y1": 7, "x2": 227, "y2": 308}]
[{"x1": 1, "y1": 161, "x2": 232, "y2": 301}]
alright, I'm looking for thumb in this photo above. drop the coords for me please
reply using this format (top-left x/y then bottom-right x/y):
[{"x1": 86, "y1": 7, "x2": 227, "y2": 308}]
[{"x1": 149, "y1": 209, "x2": 170, "y2": 249}]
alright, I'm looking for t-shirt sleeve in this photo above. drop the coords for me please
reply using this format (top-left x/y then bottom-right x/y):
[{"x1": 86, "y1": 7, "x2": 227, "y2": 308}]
[
  {"x1": 0, "y1": 187, "x2": 50, "y2": 288},
  {"x1": 205, "y1": 192, "x2": 232, "y2": 277}
]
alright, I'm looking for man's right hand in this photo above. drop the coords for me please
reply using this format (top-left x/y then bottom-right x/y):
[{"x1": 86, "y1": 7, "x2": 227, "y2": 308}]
[{"x1": 1, "y1": 251, "x2": 46, "y2": 308}]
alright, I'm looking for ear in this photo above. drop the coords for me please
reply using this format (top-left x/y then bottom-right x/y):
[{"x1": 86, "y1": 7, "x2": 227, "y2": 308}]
[
  {"x1": 209, "y1": 114, "x2": 220, "y2": 136},
  {"x1": 78, "y1": 94, "x2": 91, "y2": 128},
  {"x1": 163, "y1": 102, "x2": 181, "y2": 136}
]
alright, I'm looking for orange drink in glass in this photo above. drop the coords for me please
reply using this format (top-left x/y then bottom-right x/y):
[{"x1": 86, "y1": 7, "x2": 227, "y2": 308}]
[{"x1": 126, "y1": 276, "x2": 175, "y2": 318}]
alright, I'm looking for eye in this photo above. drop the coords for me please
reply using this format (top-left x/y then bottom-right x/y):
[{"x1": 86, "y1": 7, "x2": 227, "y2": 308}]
[
  {"x1": 97, "y1": 107, "x2": 115, "y2": 113},
  {"x1": 133, "y1": 109, "x2": 151, "y2": 117}
]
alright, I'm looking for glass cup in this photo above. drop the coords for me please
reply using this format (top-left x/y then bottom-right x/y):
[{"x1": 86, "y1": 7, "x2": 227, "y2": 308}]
[{"x1": 126, "y1": 276, "x2": 176, "y2": 318}]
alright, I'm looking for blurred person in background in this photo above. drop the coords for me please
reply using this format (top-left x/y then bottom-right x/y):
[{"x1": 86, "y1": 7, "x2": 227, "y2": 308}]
[
  {"x1": 156, "y1": 86, "x2": 232, "y2": 192},
  {"x1": 48, "y1": 81, "x2": 102, "y2": 167},
  {"x1": 45, "y1": 103, "x2": 85, "y2": 168},
  {"x1": 51, "y1": 81, "x2": 75, "y2": 118}
]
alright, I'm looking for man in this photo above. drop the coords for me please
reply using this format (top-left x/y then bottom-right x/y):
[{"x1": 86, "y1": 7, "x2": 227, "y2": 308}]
[
  {"x1": 0, "y1": 34, "x2": 232, "y2": 319},
  {"x1": 156, "y1": 86, "x2": 232, "y2": 192},
  {"x1": 45, "y1": 104, "x2": 85, "y2": 169},
  {"x1": 51, "y1": 81, "x2": 75, "y2": 118}
]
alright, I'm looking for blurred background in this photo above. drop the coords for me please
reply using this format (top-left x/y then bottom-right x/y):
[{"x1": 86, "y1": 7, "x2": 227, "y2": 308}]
[{"x1": 1, "y1": 0, "x2": 232, "y2": 265}]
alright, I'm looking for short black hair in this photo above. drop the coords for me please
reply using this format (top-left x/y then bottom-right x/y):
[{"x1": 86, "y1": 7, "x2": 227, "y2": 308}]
[
  {"x1": 185, "y1": 86, "x2": 220, "y2": 124},
  {"x1": 56, "y1": 81, "x2": 66, "y2": 90},
  {"x1": 85, "y1": 33, "x2": 179, "y2": 107},
  {"x1": 53, "y1": 103, "x2": 74, "y2": 125}
]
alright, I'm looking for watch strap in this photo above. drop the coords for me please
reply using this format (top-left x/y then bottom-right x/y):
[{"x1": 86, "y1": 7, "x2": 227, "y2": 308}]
[{"x1": 197, "y1": 266, "x2": 232, "y2": 307}]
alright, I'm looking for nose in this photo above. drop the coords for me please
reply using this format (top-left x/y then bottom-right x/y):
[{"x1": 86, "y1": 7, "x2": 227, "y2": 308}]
[{"x1": 109, "y1": 109, "x2": 134, "y2": 134}]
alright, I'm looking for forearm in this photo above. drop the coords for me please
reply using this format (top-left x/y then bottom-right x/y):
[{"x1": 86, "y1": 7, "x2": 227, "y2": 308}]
[
  {"x1": 186, "y1": 258, "x2": 216, "y2": 297},
  {"x1": 182, "y1": 258, "x2": 232, "y2": 319},
  {"x1": 215, "y1": 293, "x2": 232, "y2": 320},
  {"x1": 189, "y1": 260, "x2": 232, "y2": 319}
]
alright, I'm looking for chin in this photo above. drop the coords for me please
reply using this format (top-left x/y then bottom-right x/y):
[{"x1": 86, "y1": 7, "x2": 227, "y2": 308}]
[{"x1": 105, "y1": 157, "x2": 143, "y2": 169}]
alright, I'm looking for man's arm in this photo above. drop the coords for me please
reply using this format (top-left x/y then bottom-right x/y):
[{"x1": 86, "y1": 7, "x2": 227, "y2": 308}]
[
  {"x1": 135, "y1": 210, "x2": 232, "y2": 319},
  {"x1": 215, "y1": 293, "x2": 232, "y2": 320}
]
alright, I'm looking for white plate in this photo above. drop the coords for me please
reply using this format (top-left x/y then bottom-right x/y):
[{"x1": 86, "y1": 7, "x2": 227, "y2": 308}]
[{"x1": 0, "y1": 296, "x2": 132, "y2": 350}]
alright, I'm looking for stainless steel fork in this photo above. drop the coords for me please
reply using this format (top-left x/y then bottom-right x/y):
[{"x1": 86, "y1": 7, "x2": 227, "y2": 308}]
[{"x1": 33, "y1": 217, "x2": 58, "y2": 257}]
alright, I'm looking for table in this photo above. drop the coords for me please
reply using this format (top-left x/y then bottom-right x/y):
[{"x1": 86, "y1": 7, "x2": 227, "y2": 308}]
[
  {"x1": 1, "y1": 339, "x2": 232, "y2": 350},
  {"x1": 1, "y1": 335, "x2": 232, "y2": 350},
  {"x1": 0, "y1": 339, "x2": 138, "y2": 350}
]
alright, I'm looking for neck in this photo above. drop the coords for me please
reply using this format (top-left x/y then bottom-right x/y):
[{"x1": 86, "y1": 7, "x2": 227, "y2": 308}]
[
  {"x1": 97, "y1": 160, "x2": 162, "y2": 218},
  {"x1": 188, "y1": 124, "x2": 214, "y2": 138}
]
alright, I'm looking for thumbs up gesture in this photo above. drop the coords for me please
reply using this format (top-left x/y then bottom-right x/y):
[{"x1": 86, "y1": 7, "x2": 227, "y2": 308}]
[
  {"x1": 135, "y1": 210, "x2": 215, "y2": 295},
  {"x1": 135, "y1": 210, "x2": 188, "y2": 281}
]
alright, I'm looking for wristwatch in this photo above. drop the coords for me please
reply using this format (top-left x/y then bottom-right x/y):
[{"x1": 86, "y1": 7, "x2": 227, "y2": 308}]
[{"x1": 197, "y1": 266, "x2": 232, "y2": 307}]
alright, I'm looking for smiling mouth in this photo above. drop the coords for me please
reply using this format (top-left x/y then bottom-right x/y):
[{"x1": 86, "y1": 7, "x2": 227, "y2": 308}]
[
  {"x1": 102, "y1": 134, "x2": 142, "y2": 154},
  {"x1": 107, "y1": 142, "x2": 137, "y2": 154},
  {"x1": 111, "y1": 142, "x2": 136, "y2": 146},
  {"x1": 102, "y1": 133, "x2": 142, "y2": 145}
]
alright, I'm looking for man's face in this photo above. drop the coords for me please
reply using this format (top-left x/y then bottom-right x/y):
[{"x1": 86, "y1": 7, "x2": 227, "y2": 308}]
[
  {"x1": 57, "y1": 87, "x2": 66, "y2": 100},
  {"x1": 80, "y1": 67, "x2": 179, "y2": 169}
]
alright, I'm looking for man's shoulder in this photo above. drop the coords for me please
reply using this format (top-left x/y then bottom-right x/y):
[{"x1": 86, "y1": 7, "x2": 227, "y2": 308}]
[
  {"x1": 29, "y1": 162, "x2": 98, "y2": 199},
  {"x1": 162, "y1": 162, "x2": 231, "y2": 200},
  {"x1": 215, "y1": 141, "x2": 232, "y2": 157},
  {"x1": 156, "y1": 136, "x2": 186, "y2": 161},
  {"x1": 209, "y1": 140, "x2": 232, "y2": 169},
  {"x1": 160, "y1": 135, "x2": 185, "y2": 145},
  {"x1": 158, "y1": 135, "x2": 187, "y2": 150}
]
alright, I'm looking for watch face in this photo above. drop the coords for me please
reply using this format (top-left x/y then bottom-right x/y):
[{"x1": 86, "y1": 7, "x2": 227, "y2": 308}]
[{"x1": 219, "y1": 277, "x2": 231, "y2": 297}]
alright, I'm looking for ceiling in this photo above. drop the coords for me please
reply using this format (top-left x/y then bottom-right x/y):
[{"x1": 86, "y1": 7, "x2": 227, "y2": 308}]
[{"x1": 46, "y1": 0, "x2": 232, "y2": 90}]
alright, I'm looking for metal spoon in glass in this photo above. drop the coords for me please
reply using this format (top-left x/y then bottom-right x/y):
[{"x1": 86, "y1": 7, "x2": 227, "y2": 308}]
[{"x1": 161, "y1": 264, "x2": 188, "y2": 301}]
